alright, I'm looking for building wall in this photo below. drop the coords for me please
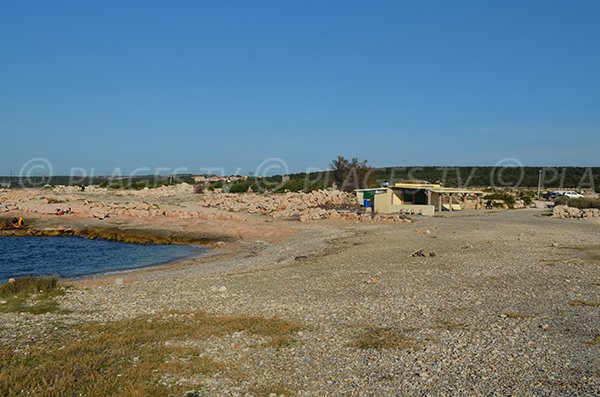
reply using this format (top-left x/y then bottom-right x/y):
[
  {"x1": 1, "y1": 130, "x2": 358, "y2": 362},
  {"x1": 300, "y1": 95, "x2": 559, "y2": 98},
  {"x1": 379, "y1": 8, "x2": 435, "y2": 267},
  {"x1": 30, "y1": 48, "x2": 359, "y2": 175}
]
[
  {"x1": 374, "y1": 190, "x2": 435, "y2": 216},
  {"x1": 374, "y1": 190, "x2": 394, "y2": 213},
  {"x1": 355, "y1": 191, "x2": 365, "y2": 205}
]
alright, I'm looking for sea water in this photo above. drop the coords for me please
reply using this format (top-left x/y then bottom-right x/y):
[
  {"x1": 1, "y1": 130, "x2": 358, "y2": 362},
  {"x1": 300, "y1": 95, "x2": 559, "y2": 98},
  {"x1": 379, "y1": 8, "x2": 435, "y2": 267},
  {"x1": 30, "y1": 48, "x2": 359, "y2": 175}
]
[{"x1": 0, "y1": 236, "x2": 206, "y2": 282}]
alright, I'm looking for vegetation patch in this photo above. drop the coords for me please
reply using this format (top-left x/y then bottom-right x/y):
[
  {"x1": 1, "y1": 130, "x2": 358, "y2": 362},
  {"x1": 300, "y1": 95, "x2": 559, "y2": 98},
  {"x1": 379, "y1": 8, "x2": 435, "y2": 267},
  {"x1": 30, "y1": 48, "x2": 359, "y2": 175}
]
[
  {"x1": 248, "y1": 382, "x2": 295, "y2": 397},
  {"x1": 504, "y1": 311, "x2": 528, "y2": 319},
  {"x1": 483, "y1": 192, "x2": 516, "y2": 208},
  {"x1": 436, "y1": 320, "x2": 467, "y2": 330},
  {"x1": 0, "y1": 276, "x2": 66, "y2": 315},
  {"x1": 0, "y1": 311, "x2": 301, "y2": 397},
  {"x1": 571, "y1": 300, "x2": 600, "y2": 308},
  {"x1": 555, "y1": 197, "x2": 600, "y2": 210},
  {"x1": 352, "y1": 327, "x2": 418, "y2": 350},
  {"x1": 0, "y1": 276, "x2": 60, "y2": 296},
  {"x1": 589, "y1": 335, "x2": 600, "y2": 346}
]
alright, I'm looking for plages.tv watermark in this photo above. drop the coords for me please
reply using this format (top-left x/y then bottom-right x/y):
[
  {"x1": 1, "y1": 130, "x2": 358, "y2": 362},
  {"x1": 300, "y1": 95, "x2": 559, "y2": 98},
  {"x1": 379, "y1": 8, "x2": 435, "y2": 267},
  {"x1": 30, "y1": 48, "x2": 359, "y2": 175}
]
[{"x1": 4, "y1": 156, "x2": 598, "y2": 193}]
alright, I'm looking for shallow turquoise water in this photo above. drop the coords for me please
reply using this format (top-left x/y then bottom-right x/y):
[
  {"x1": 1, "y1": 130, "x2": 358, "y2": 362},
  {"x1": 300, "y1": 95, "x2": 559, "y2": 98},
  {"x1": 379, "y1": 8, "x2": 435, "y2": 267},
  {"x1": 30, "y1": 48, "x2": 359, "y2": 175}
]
[{"x1": 0, "y1": 236, "x2": 207, "y2": 282}]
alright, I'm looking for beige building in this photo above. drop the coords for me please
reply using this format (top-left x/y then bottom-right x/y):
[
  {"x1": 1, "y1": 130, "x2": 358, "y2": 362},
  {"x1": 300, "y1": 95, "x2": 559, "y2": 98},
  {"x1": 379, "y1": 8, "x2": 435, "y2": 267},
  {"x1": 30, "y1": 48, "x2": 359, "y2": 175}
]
[{"x1": 356, "y1": 182, "x2": 484, "y2": 216}]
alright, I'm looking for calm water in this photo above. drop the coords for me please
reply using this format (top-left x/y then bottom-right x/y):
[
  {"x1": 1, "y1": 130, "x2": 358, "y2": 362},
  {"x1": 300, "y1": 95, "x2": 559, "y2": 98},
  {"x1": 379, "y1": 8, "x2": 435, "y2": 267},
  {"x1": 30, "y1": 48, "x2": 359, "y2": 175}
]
[{"x1": 0, "y1": 236, "x2": 207, "y2": 282}]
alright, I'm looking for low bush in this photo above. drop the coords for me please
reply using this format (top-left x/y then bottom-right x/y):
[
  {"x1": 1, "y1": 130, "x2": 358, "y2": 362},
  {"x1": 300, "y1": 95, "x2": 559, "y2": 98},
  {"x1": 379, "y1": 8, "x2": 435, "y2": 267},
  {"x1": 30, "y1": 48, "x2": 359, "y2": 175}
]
[
  {"x1": 518, "y1": 191, "x2": 535, "y2": 206},
  {"x1": 483, "y1": 192, "x2": 516, "y2": 208},
  {"x1": 207, "y1": 180, "x2": 223, "y2": 190},
  {"x1": 229, "y1": 180, "x2": 253, "y2": 193},
  {"x1": 193, "y1": 183, "x2": 205, "y2": 194},
  {"x1": 555, "y1": 197, "x2": 600, "y2": 209}
]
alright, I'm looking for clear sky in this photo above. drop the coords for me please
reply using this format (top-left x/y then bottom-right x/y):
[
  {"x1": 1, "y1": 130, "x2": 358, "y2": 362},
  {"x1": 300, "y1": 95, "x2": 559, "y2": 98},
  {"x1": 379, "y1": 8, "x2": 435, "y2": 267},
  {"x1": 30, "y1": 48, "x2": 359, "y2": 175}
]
[{"x1": 1, "y1": 1, "x2": 599, "y2": 176}]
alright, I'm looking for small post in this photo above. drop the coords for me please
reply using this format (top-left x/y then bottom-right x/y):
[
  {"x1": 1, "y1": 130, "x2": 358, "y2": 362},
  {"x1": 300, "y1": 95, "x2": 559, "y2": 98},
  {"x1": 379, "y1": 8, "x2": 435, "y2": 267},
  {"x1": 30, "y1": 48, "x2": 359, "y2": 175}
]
[{"x1": 537, "y1": 169, "x2": 542, "y2": 199}]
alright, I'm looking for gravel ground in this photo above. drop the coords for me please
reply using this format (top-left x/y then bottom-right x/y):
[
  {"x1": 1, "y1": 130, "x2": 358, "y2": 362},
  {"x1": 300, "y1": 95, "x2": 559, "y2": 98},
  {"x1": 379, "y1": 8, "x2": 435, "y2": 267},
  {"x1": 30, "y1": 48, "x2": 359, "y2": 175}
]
[{"x1": 1, "y1": 209, "x2": 599, "y2": 396}]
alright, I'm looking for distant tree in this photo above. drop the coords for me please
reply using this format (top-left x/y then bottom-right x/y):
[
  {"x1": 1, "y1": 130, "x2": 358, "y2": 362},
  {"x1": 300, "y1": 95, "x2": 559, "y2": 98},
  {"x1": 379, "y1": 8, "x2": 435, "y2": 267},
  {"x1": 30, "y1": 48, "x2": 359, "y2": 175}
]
[{"x1": 330, "y1": 155, "x2": 375, "y2": 192}]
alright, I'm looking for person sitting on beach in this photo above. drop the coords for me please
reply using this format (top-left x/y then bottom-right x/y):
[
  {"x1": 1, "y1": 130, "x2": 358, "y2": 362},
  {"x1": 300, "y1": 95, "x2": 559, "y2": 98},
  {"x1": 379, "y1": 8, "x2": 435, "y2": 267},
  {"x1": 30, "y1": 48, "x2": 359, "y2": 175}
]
[
  {"x1": 10, "y1": 217, "x2": 24, "y2": 228},
  {"x1": 55, "y1": 208, "x2": 65, "y2": 216}
]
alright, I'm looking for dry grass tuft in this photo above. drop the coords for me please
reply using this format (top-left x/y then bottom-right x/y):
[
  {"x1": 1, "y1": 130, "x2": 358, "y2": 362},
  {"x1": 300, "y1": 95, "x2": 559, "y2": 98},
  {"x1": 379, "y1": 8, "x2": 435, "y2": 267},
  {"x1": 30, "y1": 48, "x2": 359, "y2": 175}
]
[
  {"x1": 436, "y1": 320, "x2": 467, "y2": 331},
  {"x1": 504, "y1": 311, "x2": 528, "y2": 319},
  {"x1": 0, "y1": 311, "x2": 302, "y2": 397},
  {"x1": 352, "y1": 327, "x2": 418, "y2": 350},
  {"x1": 571, "y1": 300, "x2": 600, "y2": 307},
  {"x1": 0, "y1": 276, "x2": 60, "y2": 296},
  {"x1": 589, "y1": 335, "x2": 600, "y2": 346},
  {"x1": 249, "y1": 382, "x2": 295, "y2": 396},
  {"x1": 0, "y1": 276, "x2": 66, "y2": 315}
]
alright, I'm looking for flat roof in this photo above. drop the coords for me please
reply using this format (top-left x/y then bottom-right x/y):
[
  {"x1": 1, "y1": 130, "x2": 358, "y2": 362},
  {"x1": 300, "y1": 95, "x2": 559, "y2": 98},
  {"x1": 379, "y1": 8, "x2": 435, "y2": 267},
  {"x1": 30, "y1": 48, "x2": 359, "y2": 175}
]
[
  {"x1": 390, "y1": 186, "x2": 484, "y2": 194},
  {"x1": 430, "y1": 187, "x2": 484, "y2": 194}
]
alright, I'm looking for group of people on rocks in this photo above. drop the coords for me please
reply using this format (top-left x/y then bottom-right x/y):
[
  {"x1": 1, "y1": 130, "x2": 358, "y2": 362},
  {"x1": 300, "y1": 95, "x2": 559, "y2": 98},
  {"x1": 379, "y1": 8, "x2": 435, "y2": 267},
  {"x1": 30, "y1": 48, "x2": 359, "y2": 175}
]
[{"x1": 55, "y1": 208, "x2": 73, "y2": 216}]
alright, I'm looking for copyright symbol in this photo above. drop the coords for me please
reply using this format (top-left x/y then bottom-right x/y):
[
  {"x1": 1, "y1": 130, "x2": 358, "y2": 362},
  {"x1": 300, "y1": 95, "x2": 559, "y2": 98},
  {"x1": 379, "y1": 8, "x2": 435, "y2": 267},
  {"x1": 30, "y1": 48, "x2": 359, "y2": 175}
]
[
  {"x1": 253, "y1": 158, "x2": 289, "y2": 191},
  {"x1": 19, "y1": 158, "x2": 53, "y2": 187},
  {"x1": 490, "y1": 157, "x2": 524, "y2": 188}
]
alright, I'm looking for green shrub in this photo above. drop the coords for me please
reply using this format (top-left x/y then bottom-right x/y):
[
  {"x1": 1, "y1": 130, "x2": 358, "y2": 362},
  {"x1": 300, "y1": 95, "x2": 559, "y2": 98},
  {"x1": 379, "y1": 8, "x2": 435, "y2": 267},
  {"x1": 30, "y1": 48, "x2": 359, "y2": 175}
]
[
  {"x1": 229, "y1": 181, "x2": 252, "y2": 193},
  {"x1": 518, "y1": 191, "x2": 535, "y2": 206},
  {"x1": 275, "y1": 179, "x2": 306, "y2": 193},
  {"x1": 208, "y1": 181, "x2": 223, "y2": 190},
  {"x1": 483, "y1": 192, "x2": 516, "y2": 208}
]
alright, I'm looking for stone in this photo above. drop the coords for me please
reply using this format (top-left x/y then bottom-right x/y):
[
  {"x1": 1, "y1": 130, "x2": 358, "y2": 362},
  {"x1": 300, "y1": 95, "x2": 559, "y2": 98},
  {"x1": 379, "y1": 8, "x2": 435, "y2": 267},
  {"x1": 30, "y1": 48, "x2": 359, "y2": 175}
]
[
  {"x1": 7, "y1": 278, "x2": 16, "y2": 284},
  {"x1": 410, "y1": 249, "x2": 426, "y2": 257}
]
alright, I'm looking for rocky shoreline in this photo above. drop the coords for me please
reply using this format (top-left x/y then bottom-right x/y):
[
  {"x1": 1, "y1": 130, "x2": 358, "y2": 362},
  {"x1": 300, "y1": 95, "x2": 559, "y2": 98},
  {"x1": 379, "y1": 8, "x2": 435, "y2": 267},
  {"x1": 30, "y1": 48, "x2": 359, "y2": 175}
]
[{"x1": 0, "y1": 224, "x2": 235, "y2": 246}]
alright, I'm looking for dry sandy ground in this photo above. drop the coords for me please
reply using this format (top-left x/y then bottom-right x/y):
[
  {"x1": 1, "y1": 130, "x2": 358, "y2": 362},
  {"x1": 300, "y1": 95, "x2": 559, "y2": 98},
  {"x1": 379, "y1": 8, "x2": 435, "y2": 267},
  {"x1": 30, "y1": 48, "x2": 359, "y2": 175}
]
[{"x1": 1, "y1": 207, "x2": 600, "y2": 396}]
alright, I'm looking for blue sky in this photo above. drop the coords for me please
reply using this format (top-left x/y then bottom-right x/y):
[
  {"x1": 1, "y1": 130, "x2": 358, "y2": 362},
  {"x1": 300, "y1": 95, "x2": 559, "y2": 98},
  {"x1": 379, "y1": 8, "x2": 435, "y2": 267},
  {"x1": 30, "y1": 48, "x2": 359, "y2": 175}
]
[{"x1": 1, "y1": 1, "x2": 599, "y2": 175}]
